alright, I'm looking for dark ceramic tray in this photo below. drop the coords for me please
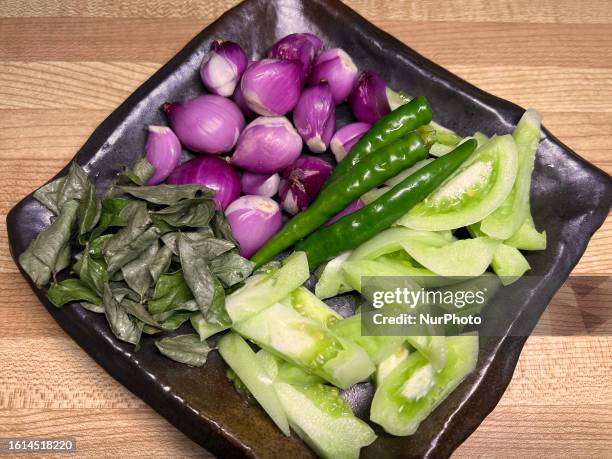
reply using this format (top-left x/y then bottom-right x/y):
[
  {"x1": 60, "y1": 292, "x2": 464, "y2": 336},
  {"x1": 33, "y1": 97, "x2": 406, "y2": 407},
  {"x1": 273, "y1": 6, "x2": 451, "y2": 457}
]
[{"x1": 7, "y1": 0, "x2": 611, "y2": 457}]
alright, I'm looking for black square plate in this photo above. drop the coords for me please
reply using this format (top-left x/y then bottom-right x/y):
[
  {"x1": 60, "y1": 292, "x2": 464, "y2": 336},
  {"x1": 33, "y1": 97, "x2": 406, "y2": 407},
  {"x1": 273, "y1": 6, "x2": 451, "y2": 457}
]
[{"x1": 7, "y1": 0, "x2": 611, "y2": 457}]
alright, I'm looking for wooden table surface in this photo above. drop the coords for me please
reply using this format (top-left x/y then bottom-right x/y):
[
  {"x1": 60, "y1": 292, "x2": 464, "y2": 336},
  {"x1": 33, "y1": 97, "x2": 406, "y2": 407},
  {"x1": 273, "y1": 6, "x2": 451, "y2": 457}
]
[{"x1": 1, "y1": 1, "x2": 610, "y2": 457}]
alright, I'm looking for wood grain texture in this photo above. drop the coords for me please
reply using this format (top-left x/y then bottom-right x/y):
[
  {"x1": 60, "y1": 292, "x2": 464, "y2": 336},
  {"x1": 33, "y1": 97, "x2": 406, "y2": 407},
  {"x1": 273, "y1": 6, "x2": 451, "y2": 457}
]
[{"x1": 0, "y1": 1, "x2": 610, "y2": 458}]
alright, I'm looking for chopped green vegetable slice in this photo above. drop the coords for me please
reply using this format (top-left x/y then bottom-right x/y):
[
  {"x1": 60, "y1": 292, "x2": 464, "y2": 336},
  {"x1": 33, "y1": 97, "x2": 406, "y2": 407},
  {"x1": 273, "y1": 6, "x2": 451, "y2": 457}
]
[
  {"x1": 384, "y1": 158, "x2": 435, "y2": 187},
  {"x1": 190, "y1": 313, "x2": 227, "y2": 340},
  {"x1": 490, "y1": 244, "x2": 531, "y2": 285},
  {"x1": 218, "y1": 333, "x2": 290, "y2": 435},
  {"x1": 399, "y1": 135, "x2": 519, "y2": 230},
  {"x1": 349, "y1": 227, "x2": 451, "y2": 262},
  {"x1": 233, "y1": 302, "x2": 374, "y2": 389},
  {"x1": 275, "y1": 382, "x2": 376, "y2": 459},
  {"x1": 399, "y1": 237, "x2": 500, "y2": 277},
  {"x1": 286, "y1": 287, "x2": 342, "y2": 328},
  {"x1": 504, "y1": 212, "x2": 547, "y2": 251},
  {"x1": 314, "y1": 252, "x2": 352, "y2": 299},
  {"x1": 376, "y1": 344, "x2": 411, "y2": 387},
  {"x1": 405, "y1": 336, "x2": 446, "y2": 372},
  {"x1": 330, "y1": 314, "x2": 406, "y2": 364},
  {"x1": 370, "y1": 334, "x2": 479, "y2": 436},
  {"x1": 480, "y1": 109, "x2": 542, "y2": 239},
  {"x1": 225, "y1": 251, "x2": 309, "y2": 323}
]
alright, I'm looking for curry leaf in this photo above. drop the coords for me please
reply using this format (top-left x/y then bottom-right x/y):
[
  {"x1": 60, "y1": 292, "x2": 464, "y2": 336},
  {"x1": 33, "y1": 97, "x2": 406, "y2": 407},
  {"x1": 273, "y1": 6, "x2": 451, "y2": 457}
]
[
  {"x1": 142, "y1": 324, "x2": 162, "y2": 335},
  {"x1": 47, "y1": 278, "x2": 103, "y2": 307},
  {"x1": 117, "y1": 184, "x2": 215, "y2": 205},
  {"x1": 33, "y1": 163, "x2": 90, "y2": 215},
  {"x1": 155, "y1": 311, "x2": 193, "y2": 331},
  {"x1": 103, "y1": 201, "x2": 159, "y2": 273},
  {"x1": 81, "y1": 301, "x2": 105, "y2": 313},
  {"x1": 182, "y1": 232, "x2": 235, "y2": 259},
  {"x1": 151, "y1": 217, "x2": 177, "y2": 236},
  {"x1": 99, "y1": 197, "x2": 131, "y2": 228},
  {"x1": 121, "y1": 240, "x2": 159, "y2": 299},
  {"x1": 77, "y1": 181, "x2": 100, "y2": 236},
  {"x1": 103, "y1": 284, "x2": 142, "y2": 345},
  {"x1": 211, "y1": 210, "x2": 238, "y2": 246},
  {"x1": 120, "y1": 298, "x2": 160, "y2": 328},
  {"x1": 151, "y1": 198, "x2": 216, "y2": 228},
  {"x1": 33, "y1": 177, "x2": 64, "y2": 214},
  {"x1": 155, "y1": 334, "x2": 211, "y2": 367},
  {"x1": 148, "y1": 245, "x2": 173, "y2": 284},
  {"x1": 74, "y1": 249, "x2": 108, "y2": 296},
  {"x1": 178, "y1": 299, "x2": 199, "y2": 312},
  {"x1": 110, "y1": 270, "x2": 125, "y2": 282},
  {"x1": 19, "y1": 199, "x2": 80, "y2": 287},
  {"x1": 55, "y1": 162, "x2": 90, "y2": 212},
  {"x1": 109, "y1": 282, "x2": 140, "y2": 303},
  {"x1": 209, "y1": 251, "x2": 255, "y2": 287},
  {"x1": 120, "y1": 158, "x2": 155, "y2": 186},
  {"x1": 160, "y1": 232, "x2": 180, "y2": 255},
  {"x1": 205, "y1": 275, "x2": 228, "y2": 326},
  {"x1": 178, "y1": 234, "x2": 231, "y2": 327},
  {"x1": 148, "y1": 271, "x2": 194, "y2": 315},
  {"x1": 55, "y1": 242, "x2": 72, "y2": 274},
  {"x1": 88, "y1": 234, "x2": 114, "y2": 258}
]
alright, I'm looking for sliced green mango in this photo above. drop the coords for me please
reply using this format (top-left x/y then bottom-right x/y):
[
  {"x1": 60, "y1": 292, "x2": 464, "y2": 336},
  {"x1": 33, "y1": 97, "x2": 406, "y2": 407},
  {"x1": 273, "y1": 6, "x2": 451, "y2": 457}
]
[
  {"x1": 330, "y1": 314, "x2": 406, "y2": 365},
  {"x1": 399, "y1": 135, "x2": 519, "y2": 231},
  {"x1": 400, "y1": 237, "x2": 500, "y2": 277},
  {"x1": 480, "y1": 109, "x2": 542, "y2": 239},
  {"x1": 226, "y1": 251, "x2": 309, "y2": 323},
  {"x1": 342, "y1": 259, "x2": 421, "y2": 293},
  {"x1": 255, "y1": 348, "x2": 281, "y2": 380},
  {"x1": 315, "y1": 252, "x2": 352, "y2": 299},
  {"x1": 490, "y1": 244, "x2": 531, "y2": 285},
  {"x1": 275, "y1": 382, "x2": 376, "y2": 459},
  {"x1": 505, "y1": 212, "x2": 547, "y2": 251},
  {"x1": 376, "y1": 344, "x2": 411, "y2": 387},
  {"x1": 349, "y1": 227, "x2": 451, "y2": 262},
  {"x1": 233, "y1": 302, "x2": 374, "y2": 389},
  {"x1": 467, "y1": 223, "x2": 532, "y2": 285},
  {"x1": 288, "y1": 286, "x2": 342, "y2": 328},
  {"x1": 190, "y1": 313, "x2": 226, "y2": 340},
  {"x1": 218, "y1": 333, "x2": 290, "y2": 435},
  {"x1": 370, "y1": 334, "x2": 479, "y2": 436},
  {"x1": 473, "y1": 132, "x2": 489, "y2": 147},
  {"x1": 405, "y1": 335, "x2": 446, "y2": 372}
]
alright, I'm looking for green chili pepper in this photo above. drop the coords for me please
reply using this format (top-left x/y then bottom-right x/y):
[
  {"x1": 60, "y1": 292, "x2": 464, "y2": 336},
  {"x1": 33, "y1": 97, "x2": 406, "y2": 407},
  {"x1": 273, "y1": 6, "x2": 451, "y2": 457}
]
[
  {"x1": 325, "y1": 96, "x2": 433, "y2": 187},
  {"x1": 295, "y1": 139, "x2": 478, "y2": 269},
  {"x1": 251, "y1": 132, "x2": 429, "y2": 267}
]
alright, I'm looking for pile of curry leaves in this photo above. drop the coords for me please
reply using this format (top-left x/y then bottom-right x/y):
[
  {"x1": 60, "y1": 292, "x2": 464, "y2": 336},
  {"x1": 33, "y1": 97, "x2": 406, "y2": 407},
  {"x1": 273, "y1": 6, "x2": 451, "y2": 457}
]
[{"x1": 19, "y1": 159, "x2": 254, "y2": 366}]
